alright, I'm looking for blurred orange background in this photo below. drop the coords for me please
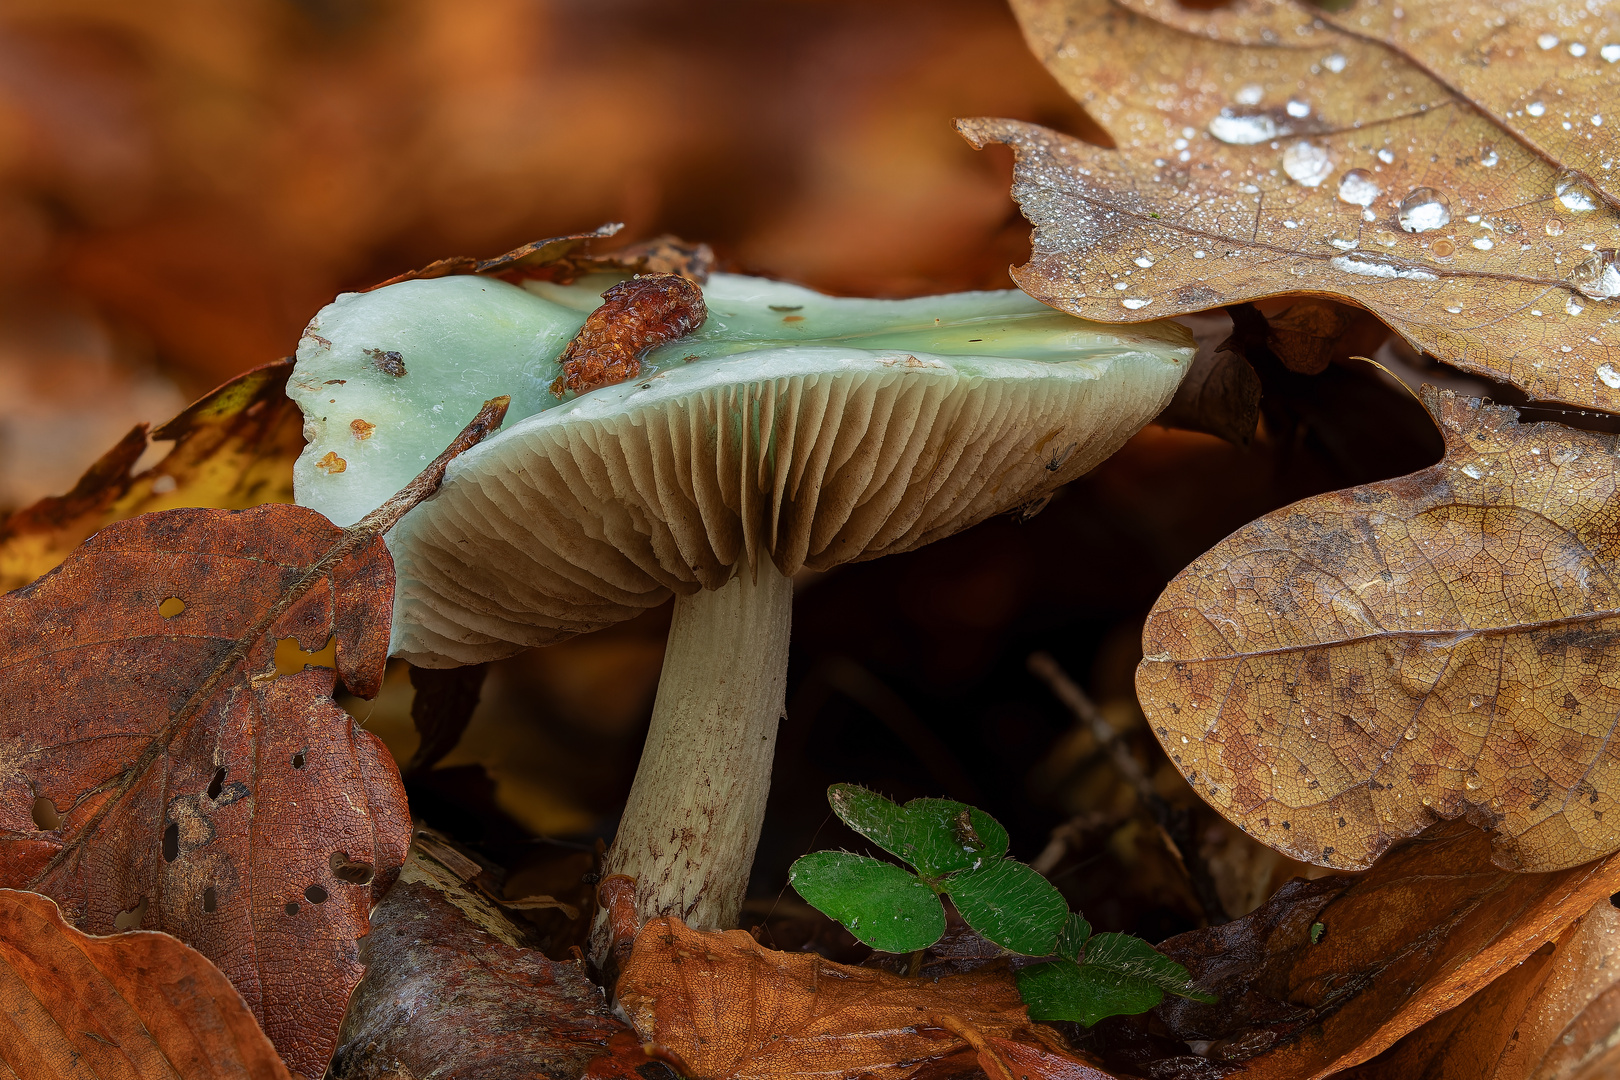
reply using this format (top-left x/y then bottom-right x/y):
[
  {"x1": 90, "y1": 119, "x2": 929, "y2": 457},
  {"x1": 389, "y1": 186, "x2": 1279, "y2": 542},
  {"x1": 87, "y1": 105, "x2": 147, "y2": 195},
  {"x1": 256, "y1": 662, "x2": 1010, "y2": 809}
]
[{"x1": 0, "y1": 0, "x2": 1097, "y2": 508}]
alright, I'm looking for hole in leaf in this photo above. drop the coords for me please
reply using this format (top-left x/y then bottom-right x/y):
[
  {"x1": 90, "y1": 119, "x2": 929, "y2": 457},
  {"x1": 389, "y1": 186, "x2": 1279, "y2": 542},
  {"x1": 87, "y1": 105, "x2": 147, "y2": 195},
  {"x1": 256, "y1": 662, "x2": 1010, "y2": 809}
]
[
  {"x1": 284, "y1": 902, "x2": 300, "y2": 916},
  {"x1": 162, "y1": 822, "x2": 179, "y2": 862},
  {"x1": 114, "y1": 897, "x2": 148, "y2": 930},
  {"x1": 291, "y1": 751, "x2": 306, "y2": 770},
  {"x1": 202, "y1": 887, "x2": 217, "y2": 913},
  {"x1": 31, "y1": 795, "x2": 60, "y2": 831},
  {"x1": 207, "y1": 767, "x2": 225, "y2": 801},
  {"x1": 305, "y1": 884, "x2": 329, "y2": 904},
  {"x1": 330, "y1": 852, "x2": 375, "y2": 885},
  {"x1": 274, "y1": 635, "x2": 336, "y2": 677},
  {"x1": 158, "y1": 596, "x2": 186, "y2": 618},
  {"x1": 1612, "y1": 891, "x2": 1620, "y2": 909}
]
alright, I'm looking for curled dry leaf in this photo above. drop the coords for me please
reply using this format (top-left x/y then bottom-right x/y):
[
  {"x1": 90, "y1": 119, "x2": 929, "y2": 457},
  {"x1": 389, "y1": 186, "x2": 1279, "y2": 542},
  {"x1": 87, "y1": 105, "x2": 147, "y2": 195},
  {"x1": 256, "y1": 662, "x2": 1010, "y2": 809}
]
[
  {"x1": 553, "y1": 273, "x2": 709, "y2": 396},
  {"x1": 366, "y1": 226, "x2": 715, "y2": 293},
  {"x1": 1140, "y1": 388, "x2": 1620, "y2": 872},
  {"x1": 0, "y1": 359, "x2": 304, "y2": 593},
  {"x1": 331, "y1": 834, "x2": 624, "y2": 1080},
  {"x1": 366, "y1": 225, "x2": 626, "y2": 290},
  {"x1": 613, "y1": 915, "x2": 1115, "y2": 1080},
  {"x1": 962, "y1": 0, "x2": 1620, "y2": 411},
  {"x1": 1132, "y1": 820, "x2": 1620, "y2": 1079},
  {"x1": 0, "y1": 398, "x2": 509, "y2": 1078},
  {"x1": 1154, "y1": 312, "x2": 1263, "y2": 446},
  {"x1": 0, "y1": 888, "x2": 291, "y2": 1079},
  {"x1": 1342, "y1": 891, "x2": 1620, "y2": 1080},
  {"x1": 403, "y1": 662, "x2": 488, "y2": 777}
]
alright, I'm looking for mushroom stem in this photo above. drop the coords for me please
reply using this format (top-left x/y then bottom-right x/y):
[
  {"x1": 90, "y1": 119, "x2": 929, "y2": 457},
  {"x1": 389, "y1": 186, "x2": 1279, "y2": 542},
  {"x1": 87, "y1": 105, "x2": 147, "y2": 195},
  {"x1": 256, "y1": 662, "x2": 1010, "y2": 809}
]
[{"x1": 593, "y1": 559, "x2": 793, "y2": 958}]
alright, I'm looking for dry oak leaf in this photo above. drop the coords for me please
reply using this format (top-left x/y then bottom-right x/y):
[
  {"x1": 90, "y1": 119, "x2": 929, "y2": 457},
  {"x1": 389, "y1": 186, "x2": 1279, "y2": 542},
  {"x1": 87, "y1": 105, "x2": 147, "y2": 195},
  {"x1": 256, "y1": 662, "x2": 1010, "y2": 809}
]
[
  {"x1": 0, "y1": 887, "x2": 291, "y2": 1079},
  {"x1": 614, "y1": 915, "x2": 1112, "y2": 1080},
  {"x1": 0, "y1": 359, "x2": 304, "y2": 593},
  {"x1": 961, "y1": 0, "x2": 1620, "y2": 412},
  {"x1": 1113, "y1": 0, "x2": 1618, "y2": 199},
  {"x1": 0, "y1": 398, "x2": 508, "y2": 1079},
  {"x1": 1141, "y1": 820, "x2": 1620, "y2": 1079},
  {"x1": 1342, "y1": 891, "x2": 1620, "y2": 1080},
  {"x1": 1138, "y1": 387, "x2": 1620, "y2": 873}
]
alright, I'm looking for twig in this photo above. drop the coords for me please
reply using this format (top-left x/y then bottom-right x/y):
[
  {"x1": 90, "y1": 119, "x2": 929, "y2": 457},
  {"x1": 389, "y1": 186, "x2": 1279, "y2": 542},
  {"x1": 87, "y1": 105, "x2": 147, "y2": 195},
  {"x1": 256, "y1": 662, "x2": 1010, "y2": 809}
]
[{"x1": 1027, "y1": 651, "x2": 1231, "y2": 925}]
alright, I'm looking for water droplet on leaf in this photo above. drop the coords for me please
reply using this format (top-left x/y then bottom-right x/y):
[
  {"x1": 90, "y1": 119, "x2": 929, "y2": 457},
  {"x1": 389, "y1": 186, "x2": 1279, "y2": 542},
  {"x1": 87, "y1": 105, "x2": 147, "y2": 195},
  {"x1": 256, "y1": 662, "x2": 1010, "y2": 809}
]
[
  {"x1": 1556, "y1": 170, "x2": 1599, "y2": 211},
  {"x1": 1397, "y1": 188, "x2": 1451, "y2": 232},
  {"x1": 1377, "y1": 148, "x2": 1395, "y2": 164},
  {"x1": 1570, "y1": 251, "x2": 1620, "y2": 301},
  {"x1": 1209, "y1": 111, "x2": 1278, "y2": 145},
  {"x1": 1337, "y1": 168, "x2": 1380, "y2": 206},
  {"x1": 1283, "y1": 141, "x2": 1333, "y2": 186}
]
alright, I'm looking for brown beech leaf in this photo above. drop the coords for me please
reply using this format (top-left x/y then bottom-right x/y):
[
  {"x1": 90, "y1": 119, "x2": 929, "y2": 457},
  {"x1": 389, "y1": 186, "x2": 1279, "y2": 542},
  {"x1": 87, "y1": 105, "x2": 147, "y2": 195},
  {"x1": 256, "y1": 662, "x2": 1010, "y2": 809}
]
[
  {"x1": 331, "y1": 833, "x2": 625, "y2": 1080},
  {"x1": 1138, "y1": 387, "x2": 1620, "y2": 872},
  {"x1": 613, "y1": 914, "x2": 1112, "y2": 1080},
  {"x1": 1133, "y1": 820, "x2": 1620, "y2": 1079},
  {"x1": 0, "y1": 359, "x2": 304, "y2": 593},
  {"x1": 0, "y1": 888, "x2": 291, "y2": 1079},
  {"x1": 961, "y1": 0, "x2": 1620, "y2": 411},
  {"x1": 1342, "y1": 891, "x2": 1620, "y2": 1080},
  {"x1": 0, "y1": 397, "x2": 509, "y2": 1078}
]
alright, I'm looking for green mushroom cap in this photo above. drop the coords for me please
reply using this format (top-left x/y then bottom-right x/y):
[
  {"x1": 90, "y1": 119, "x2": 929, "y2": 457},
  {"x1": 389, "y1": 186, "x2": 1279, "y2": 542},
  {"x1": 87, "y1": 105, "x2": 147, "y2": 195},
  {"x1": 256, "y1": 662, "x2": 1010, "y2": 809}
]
[{"x1": 289, "y1": 271, "x2": 1193, "y2": 665}]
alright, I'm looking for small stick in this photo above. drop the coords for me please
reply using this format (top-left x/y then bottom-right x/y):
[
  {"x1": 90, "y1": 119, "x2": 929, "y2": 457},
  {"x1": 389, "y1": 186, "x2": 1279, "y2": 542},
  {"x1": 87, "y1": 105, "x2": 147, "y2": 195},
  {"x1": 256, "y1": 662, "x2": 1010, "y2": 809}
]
[{"x1": 1027, "y1": 652, "x2": 1230, "y2": 925}]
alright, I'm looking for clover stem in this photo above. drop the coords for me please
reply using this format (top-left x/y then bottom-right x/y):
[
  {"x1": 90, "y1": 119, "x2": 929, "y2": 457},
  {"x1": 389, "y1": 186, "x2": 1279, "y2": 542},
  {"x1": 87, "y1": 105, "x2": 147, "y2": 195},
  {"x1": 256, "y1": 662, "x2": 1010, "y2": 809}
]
[{"x1": 591, "y1": 560, "x2": 793, "y2": 961}]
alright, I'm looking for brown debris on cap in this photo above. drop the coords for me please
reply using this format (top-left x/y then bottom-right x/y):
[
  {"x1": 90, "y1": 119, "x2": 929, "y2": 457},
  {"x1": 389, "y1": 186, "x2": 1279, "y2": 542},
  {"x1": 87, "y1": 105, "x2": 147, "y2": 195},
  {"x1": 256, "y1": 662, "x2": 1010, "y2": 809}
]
[
  {"x1": 364, "y1": 224, "x2": 624, "y2": 291},
  {"x1": 360, "y1": 226, "x2": 715, "y2": 296},
  {"x1": 552, "y1": 274, "x2": 708, "y2": 397}
]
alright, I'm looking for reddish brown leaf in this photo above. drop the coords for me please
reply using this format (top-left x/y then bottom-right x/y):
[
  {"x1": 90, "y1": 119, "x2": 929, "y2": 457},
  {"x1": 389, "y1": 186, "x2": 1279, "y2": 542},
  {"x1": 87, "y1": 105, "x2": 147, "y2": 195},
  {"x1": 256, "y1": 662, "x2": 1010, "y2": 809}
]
[
  {"x1": 0, "y1": 887, "x2": 291, "y2": 1079},
  {"x1": 1342, "y1": 891, "x2": 1620, "y2": 1079},
  {"x1": 553, "y1": 273, "x2": 708, "y2": 396},
  {"x1": 613, "y1": 915, "x2": 1115, "y2": 1080},
  {"x1": 0, "y1": 397, "x2": 509, "y2": 1078},
  {"x1": 331, "y1": 834, "x2": 626, "y2": 1080},
  {"x1": 1121, "y1": 820, "x2": 1620, "y2": 1079},
  {"x1": 0, "y1": 359, "x2": 304, "y2": 593}
]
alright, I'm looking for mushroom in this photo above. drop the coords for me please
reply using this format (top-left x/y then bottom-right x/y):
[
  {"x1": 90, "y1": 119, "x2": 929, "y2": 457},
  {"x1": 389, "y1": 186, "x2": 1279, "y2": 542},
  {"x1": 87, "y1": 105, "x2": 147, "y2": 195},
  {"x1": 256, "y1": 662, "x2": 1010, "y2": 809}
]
[{"x1": 288, "y1": 268, "x2": 1194, "y2": 953}]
